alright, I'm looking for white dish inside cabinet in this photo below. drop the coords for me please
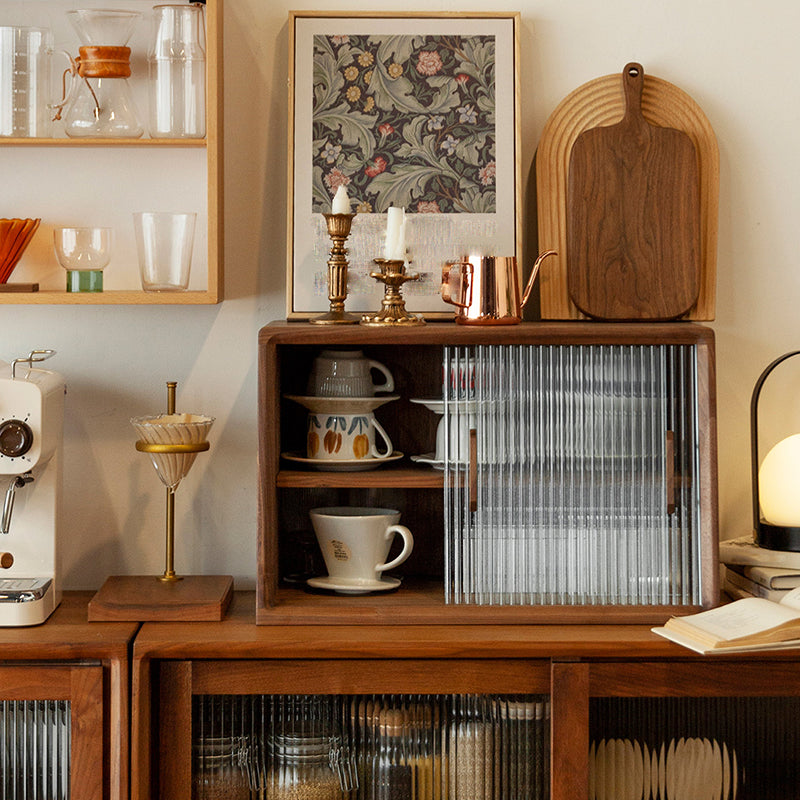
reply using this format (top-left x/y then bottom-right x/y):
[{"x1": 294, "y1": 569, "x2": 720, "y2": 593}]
[
  {"x1": 0, "y1": 0, "x2": 223, "y2": 304},
  {"x1": 256, "y1": 321, "x2": 719, "y2": 626}
]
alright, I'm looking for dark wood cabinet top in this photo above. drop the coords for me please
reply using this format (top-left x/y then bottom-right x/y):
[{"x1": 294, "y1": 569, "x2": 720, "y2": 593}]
[
  {"x1": 131, "y1": 591, "x2": 800, "y2": 665},
  {"x1": 0, "y1": 591, "x2": 138, "y2": 661}
]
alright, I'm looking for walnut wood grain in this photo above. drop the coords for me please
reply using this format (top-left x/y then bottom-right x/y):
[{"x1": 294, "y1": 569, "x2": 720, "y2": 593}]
[
  {"x1": 71, "y1": 666, "x2": 104, "y2": 800},
  {"x1": 191, "y1": 658, "x2": 550, "y2": 696},
  {"x1": 567, "y1": 63, "x2": 701, "y2": 320},
  {"x1": 551, "y1": 662, "x2": 590, "y2": 800},
  {"x1": 537, "y1": 67, "x2": 719, "y2": 320}
]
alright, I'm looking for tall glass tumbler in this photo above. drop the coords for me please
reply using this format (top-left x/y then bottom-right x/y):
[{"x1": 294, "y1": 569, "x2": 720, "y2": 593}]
[
  {"x1": 148, "y1": 4, "x2": 206, "y2": 138},
  {"x1": 133, "y1": 211, "x2": 196, "y2": 291},
  {"x1": 0, "y1": 27, "x2": 52, "y2": 137}
]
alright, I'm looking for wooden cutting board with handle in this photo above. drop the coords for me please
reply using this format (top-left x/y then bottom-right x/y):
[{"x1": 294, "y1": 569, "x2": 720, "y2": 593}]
[{"x1": 567, "y1": 63, "x2": 701, "y2": 320}]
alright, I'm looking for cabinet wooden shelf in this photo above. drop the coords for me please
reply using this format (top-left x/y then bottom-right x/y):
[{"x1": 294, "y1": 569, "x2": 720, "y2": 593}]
[
  {"x1": 0, "y1": 289, "x2": 219, "y2": 305},
  {"x1": 1, "y1": 0, "x2": 223, "y2": 304},
  {"x1": 276, "y1": 466, "x2": 444, "y2": 488},
  {"x1": 258, "y1": 321, "x2": 719, "y2": 626}
]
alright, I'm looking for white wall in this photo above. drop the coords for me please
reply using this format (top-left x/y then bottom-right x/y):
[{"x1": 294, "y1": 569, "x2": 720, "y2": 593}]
[{"x1": 4, "y1": 0, "x2": 797, "y2": 589}]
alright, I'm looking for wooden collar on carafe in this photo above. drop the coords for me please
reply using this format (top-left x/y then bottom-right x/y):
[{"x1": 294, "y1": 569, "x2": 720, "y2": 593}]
[{"x1": 77, "y1": 46, "x2": 132, "y2": 79}]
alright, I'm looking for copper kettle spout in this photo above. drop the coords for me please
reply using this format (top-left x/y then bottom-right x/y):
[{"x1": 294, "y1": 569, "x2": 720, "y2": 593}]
[{"x1": 521, "y1": 250, "x2": 558, "y2": 308}]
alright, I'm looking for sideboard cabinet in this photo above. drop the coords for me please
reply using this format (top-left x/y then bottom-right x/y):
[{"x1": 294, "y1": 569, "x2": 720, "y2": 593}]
[
  {"x1": 132, "y1": 592, "x2": 800, "y2": 800},
  {"x1": 0, "y1": 593, "x2": 137, "y2": 800}
]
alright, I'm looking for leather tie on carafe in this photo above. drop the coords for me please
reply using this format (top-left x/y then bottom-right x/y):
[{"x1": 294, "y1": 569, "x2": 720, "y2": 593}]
[{"x1": 77, "y1": 46, "x2": 132, "y2": 78}]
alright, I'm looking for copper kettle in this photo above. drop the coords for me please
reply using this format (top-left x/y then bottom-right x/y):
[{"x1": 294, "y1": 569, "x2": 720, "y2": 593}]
[{"x1": 441, "y1": 251, "x2": 557, "y2": 325}]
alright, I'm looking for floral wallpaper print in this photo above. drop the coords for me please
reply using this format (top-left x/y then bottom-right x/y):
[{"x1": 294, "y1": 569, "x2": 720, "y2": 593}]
[{"x1": 312, "y1": 33, "x2": 497, "y2": 216}]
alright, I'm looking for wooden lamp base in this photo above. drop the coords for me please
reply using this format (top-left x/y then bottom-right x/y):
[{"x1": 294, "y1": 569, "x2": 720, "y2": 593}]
[{"x1": 88, "y1": 574, "x2": 233, "y2": 622}]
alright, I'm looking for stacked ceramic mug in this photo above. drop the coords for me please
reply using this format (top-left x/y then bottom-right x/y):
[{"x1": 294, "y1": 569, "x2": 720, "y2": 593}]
[{"x1": 285, "y1": 349, "x2": 399, "y2": 470}]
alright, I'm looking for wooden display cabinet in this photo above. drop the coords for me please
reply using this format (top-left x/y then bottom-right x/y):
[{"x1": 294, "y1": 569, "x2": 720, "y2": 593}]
[
  {"x1": 132, "y1": 592, "x2": 800, "y2": 800},
  {"x1": 0, "y1": 592, "x2": 138, "y2": 800},
  {"x1": 257, "y1": 321, "x2": 719, "y2": 626},
  {"x1": 0, "y1": 0, "x2": 223, "y2": 304}
]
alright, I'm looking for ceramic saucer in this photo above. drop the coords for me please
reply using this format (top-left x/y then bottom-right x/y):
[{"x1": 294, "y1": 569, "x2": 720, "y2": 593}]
[
  {"x1": 410, "y1": 398, "x2": 480, "y2": 414},
  {"x1": 410, "y1": 453, "x2": 469, "y2": 470},
  {"x1": 410, "y1": 452, "x2": 444, "y2": 470},
  {"x1": 285, "y1": 395, "x2": 399, "y2": 414},
  {"x1": 281, "y1": 451, "x2": 404, "y2": 471},
  {"x1": 306, "y1": 575, "x2": 401, "y2": 595}
]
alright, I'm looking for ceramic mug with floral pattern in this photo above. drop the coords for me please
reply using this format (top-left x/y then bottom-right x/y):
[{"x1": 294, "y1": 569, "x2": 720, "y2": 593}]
[{"x1": 306, "y1": 411, "x2": 393, "y2": 460}]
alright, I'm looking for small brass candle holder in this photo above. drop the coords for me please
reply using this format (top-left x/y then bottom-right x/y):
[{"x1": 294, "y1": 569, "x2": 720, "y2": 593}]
[
  {"x1": 360, "y1": 258, "x2": 426, "y2": 326},
  {"x1": 311, "y1": 212, "x2": 359, "y2": 324}
]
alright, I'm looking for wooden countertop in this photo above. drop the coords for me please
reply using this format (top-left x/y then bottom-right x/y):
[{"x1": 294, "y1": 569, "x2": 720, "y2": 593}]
[
  {"x1": 0, "y1": 591, "x2": 138, "y2": 661},
  {"x1": 132, "y1": 591, "x2": 800, "y2": 663}
]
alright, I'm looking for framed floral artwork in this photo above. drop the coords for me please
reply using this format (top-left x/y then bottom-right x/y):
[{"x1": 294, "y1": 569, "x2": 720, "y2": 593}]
[{"x1": 287, "y1": 11, "x2": 521, "y2": 319}]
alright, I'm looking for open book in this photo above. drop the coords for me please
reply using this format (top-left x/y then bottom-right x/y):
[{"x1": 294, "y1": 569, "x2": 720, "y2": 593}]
[{"x1": 652, "y1": 587, "x2": 800, "y2": 654}]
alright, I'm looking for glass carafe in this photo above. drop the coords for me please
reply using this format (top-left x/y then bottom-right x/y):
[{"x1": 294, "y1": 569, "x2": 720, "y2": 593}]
[
  {"x1": 53, "y1": 9, "x2": 143, "y2": 138},
  {"x1": 148, "y1": 4, "x2": 206, "y2": 138}
]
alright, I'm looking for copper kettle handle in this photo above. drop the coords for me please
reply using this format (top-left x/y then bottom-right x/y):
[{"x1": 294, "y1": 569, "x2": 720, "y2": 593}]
[
  {"x1": 521, "y1": 250, "x2": 558, "y2": 308},
  {"x1": 441, "y1": 261, "x2": 474, "y2": 309}
]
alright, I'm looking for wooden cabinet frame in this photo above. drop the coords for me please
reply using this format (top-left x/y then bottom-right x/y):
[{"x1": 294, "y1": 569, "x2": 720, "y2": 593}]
[
  {"x1": 132, "y1": 592, "x2": 800, "y2": 800},
  {"x1": 0, "y1": 593, "x2": 137, "y2": 800},
  {"x1": 257, "y1": 321, "x2": 719, "y2": 625},
  {"x1": 0, "y1": 664, "x2": 105, "y2": 800}
]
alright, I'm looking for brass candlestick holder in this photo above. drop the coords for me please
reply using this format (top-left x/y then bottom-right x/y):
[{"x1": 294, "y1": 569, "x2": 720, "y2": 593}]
[
  {"x1": 311, "y1": 212, "x2": 359, "y2": 324},
  {"x1": 361, "y1": 258, "x2": 426, "y2": 326}
]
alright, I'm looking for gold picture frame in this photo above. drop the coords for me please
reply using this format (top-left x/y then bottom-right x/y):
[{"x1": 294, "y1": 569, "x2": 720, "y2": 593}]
[{"x1": 286, "y1": 11, "x2": 522, "y2": 320}]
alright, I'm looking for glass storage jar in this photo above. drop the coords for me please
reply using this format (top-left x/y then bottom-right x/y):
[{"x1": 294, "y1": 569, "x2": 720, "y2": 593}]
[
  {"x1": 265, "y1": 733, "x2": 345, "y2": 800},
  {"x1": 192, "y1": 735, "x2": 250, "y2": 800}
]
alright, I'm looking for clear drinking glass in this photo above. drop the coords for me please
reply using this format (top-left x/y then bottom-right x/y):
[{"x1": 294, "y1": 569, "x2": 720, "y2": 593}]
[
  {"x1": 148, "y1": 4, "x2": 206, "y2": 138},
  {"x1": 53, "y1": 226, "x2": 112, "y2": 292},
  {"x1": 133, "y1": 211, "x2": 196, "y2": 291}
]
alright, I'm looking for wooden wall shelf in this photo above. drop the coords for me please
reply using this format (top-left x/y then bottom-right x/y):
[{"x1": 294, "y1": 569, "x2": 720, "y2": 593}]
[{"x1": 1, "y1": 0, "x2": 223, "y2": 304}]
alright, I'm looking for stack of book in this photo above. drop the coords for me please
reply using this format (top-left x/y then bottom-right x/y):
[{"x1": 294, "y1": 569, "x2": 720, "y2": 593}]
[
  {"x1": 651, "y1": 536, "x2": 800, "y2": 654},
  {"x1": 719, "y1": 535, "x2": 800, "y2": 601}
]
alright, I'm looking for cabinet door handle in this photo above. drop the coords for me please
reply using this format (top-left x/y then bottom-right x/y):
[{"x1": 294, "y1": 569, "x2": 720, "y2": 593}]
[{"x1": 469, "y1": 428, "x2": 478, "y2": 512}]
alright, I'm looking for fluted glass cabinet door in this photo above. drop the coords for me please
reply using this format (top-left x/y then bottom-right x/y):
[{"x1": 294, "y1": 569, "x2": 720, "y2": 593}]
[
  {"x1": 191, "y1": 693, "x2": 550, "y2": 800},
  {"x1": 0, "y1": 664, "x2": 104, "y2": 800},
  {"x1": 444, "y1": 344, "x2": 705, "y2": 607},
  {"x1": 590, "y1": 695, "x2": 800, "y2": 800}
]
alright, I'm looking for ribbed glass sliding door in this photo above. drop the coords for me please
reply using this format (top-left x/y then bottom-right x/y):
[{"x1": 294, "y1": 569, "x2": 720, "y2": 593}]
[
  {"x1": 193, "y1": 693, "x2": 550, "y2": 800},
  {"x1": 443, "y1": 344, "x2": 702, "y2": 606}
]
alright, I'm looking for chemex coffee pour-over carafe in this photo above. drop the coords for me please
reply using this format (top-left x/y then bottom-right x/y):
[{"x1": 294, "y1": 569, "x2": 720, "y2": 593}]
[{"x1": 52, "y1": 9, "x2": 143, "y2": 137}]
